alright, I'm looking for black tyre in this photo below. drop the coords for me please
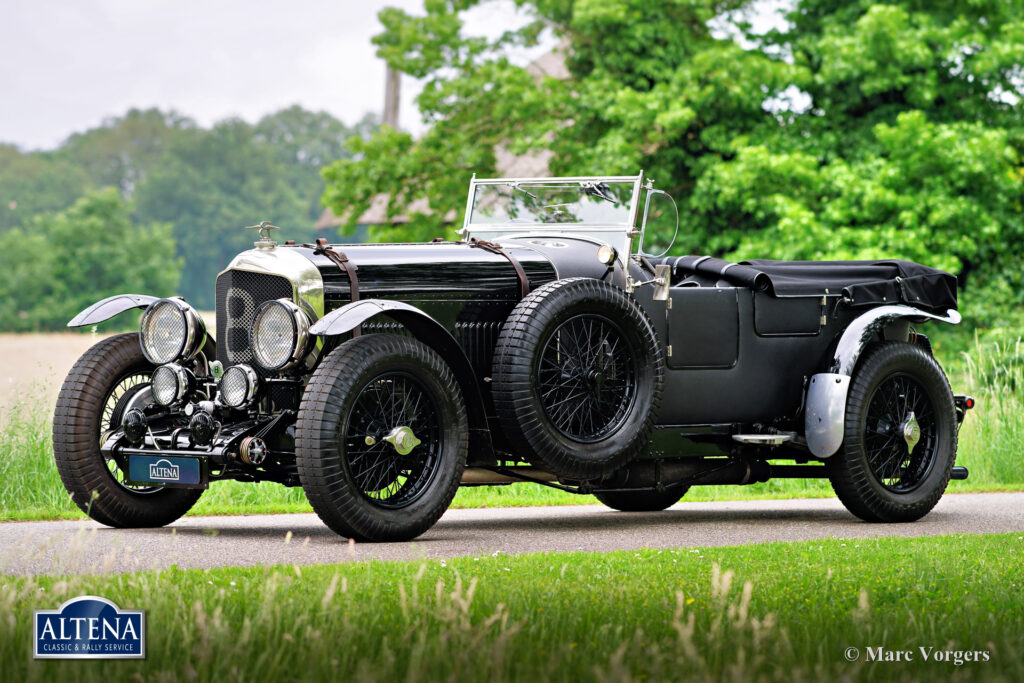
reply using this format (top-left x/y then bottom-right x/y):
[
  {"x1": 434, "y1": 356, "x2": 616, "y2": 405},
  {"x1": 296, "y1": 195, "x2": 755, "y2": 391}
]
[
  {"x1": 296, "y1": 334, "x2": 468, "y2": 542},
  {"x1": 53, "y1": 333, "x2": 203, "y2": 527},
  {"x1": 827, "y1": 341, "x2": 957, "y2": 523},
  {"x1": 493, "y1": 278, "x2": 664, "y2": 480},
  {"x1": 594, "y1": 484, "x2": 688, "y2": 512}
]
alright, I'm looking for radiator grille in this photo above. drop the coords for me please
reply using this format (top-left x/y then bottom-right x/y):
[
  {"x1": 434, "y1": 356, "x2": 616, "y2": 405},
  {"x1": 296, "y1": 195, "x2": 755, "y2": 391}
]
[{"x1": 215, "y1": 270, "x2": 293, "y2": 375}]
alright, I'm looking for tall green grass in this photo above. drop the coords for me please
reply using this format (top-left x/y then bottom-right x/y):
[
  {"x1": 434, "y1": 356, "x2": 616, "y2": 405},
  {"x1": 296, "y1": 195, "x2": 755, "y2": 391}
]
[
  {"x1": 4, "y1": 533, "x2": 1023, "y2": 681},
  {"x1": 954, "y1": 336, "x2": 1024, "y2": 485},
  {"x1": 3, "y1": 335, "x2": 1021, "y2": 521}
]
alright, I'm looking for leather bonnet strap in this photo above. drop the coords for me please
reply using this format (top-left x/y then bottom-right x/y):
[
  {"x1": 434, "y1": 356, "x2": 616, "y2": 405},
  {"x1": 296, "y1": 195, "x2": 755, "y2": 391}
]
[
  {"x1": 310, "y1": 238, "x2": 361, "y2": 337},
  {"x1": 313, "y1": 238, "x2": 360, "y2": 304},
  {"x1": 467, "y1": 237, "x2": 531, "y2": 299}
]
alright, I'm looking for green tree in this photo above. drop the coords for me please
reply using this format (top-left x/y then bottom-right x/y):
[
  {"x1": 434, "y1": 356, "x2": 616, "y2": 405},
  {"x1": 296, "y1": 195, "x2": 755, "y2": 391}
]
[
  {"x1": 59, "y1": 108, "x2": 197, "y2": 195},
  {"x1": 134, "y1": 119, "x2": 312, "y2": 308},
  {"x1": 322, "y1": 0, "x2": 1024, "y2": 329},
  {"x1": 1, "y1": 106, "x2": 372, "y2": 318},
  {"x1": 255, "y1": 107, "x2": 379, "y2": 222},
  {"x1": 0, "y1": 189, "x2": 181, "y2": 332},
  {"x1": 323, "y1": 0, "x2": 800, "y2": 240},
  {"x1": 0, "y1": 145, "x2": 91, "y2": 232}
]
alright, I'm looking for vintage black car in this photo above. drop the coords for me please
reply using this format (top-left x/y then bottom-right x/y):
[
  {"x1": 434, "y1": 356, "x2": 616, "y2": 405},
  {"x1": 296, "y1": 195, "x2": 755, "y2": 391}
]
[{"x1": 55, "y1": 174, "x2": 973, "y2": 541}]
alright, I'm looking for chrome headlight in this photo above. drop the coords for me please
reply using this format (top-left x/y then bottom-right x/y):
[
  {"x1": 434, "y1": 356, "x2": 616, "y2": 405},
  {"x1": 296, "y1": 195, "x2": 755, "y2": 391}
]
[
  {"x1": 219, "y1": 364, "x2": 258, "y2": 408},
  {"x1": 151, "y1": 363, "x2": 192, "y2": 406},
  {"x1": 250, "y1": 299, "x2": 311, "y2": 371},
  {"x1": 139, "y1": 298, "x2": 206, "y2": 365}
]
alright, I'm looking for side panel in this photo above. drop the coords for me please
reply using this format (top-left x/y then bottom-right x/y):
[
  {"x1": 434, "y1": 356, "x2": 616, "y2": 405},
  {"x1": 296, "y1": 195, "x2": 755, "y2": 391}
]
[
  {"x1": 753, "y1": 293, "x2": 822, "y2": 336},
  {"x1": 667, "y1": 288, "x2": 739, "y2": 369},
  {"x1": 655, "y1": 290, "x2": 858, "y2": 425}
]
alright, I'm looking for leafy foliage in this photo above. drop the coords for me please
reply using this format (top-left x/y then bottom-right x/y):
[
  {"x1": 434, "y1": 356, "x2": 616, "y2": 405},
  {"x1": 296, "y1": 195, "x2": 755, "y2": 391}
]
[
  {"x1": 132, "y1": 119, "x2": 313, "y2": 307},
  {"x1": 0, "y1": 190, "x2": 181, "y2": 331},
  {"x1": 322, "y1": 0, "x2": 1024, "y2": 330},
  {"x1": 0, "y1": 107, "x2": 375, "y2": 317},
  {"x1": 0, "y1": 145, "x2": 90, "y2": 232}
]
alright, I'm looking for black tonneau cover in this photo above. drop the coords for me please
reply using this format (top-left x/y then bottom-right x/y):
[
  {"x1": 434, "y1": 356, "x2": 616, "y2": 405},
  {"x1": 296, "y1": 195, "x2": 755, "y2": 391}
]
[{"x1": 654, "y1": 255, "x2": 957, "y2": 313}]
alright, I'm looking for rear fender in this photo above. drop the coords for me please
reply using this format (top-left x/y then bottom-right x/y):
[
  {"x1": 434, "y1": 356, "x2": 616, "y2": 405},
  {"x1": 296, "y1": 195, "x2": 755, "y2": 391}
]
[
  {"x1": 805, "y1": 305, "x2": 961, "y2": 458},
  {"x1": 67, "y1": 294, "x2": 159, "y2": 328},
  {"x1": 309, "y1": 300, "x2": 493, "y2": 459}
]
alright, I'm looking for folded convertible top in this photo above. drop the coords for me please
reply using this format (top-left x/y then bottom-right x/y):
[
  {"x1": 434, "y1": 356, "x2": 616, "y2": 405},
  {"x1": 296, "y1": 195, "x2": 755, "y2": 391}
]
[{"x1": 653, "y1": 256, "x2": 958, "y2": 313}]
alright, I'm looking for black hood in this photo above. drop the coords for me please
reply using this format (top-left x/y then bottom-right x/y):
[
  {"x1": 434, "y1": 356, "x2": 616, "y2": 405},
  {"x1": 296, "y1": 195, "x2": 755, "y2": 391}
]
[{"x1": 291, "y1": 241, "x2": 557, "y2": 308}]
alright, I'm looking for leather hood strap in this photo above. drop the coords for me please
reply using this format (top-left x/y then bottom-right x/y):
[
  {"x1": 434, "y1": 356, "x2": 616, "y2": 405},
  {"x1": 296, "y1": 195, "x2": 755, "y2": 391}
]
[
  {"x1": 467, "y1": 238, "x2": 531, "y2": 299},
  {"x1": 312, "y1": 238, "x2": 360, "y2": 303}
]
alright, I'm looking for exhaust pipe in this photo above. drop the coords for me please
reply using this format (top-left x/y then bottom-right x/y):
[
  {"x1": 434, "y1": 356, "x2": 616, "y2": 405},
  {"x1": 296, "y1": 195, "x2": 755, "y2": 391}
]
[
  {"x1": 596, "y1": 459, "x2": 772, "y2": 489},
  {"x1": 460, "y1": 467, "x2": 559, "y2": 485},
  {"x1": 461, "y1": 460, "x2": 832, "y2": 489}
]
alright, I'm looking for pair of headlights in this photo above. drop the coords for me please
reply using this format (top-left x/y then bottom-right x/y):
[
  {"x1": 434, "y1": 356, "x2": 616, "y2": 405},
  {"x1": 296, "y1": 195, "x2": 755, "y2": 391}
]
[
  {"x1": 141, "y1": 297, "x2": 312, "y2": 408},
  {"x1": 139, "y1": 297, "x2": 311, "y2": 372},
  {"x1": 150, "y1": 362, "x2": 258, "y2": 409}
]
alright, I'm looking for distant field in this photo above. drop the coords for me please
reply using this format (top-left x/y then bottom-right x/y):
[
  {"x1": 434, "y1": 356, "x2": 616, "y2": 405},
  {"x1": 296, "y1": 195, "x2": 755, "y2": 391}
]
[
  {"x1": 0, "y1": 313, "x2": 215, "y2": 411},
  {"x1": 0, "y1": 332, "x2": 108, "y2": 411}
]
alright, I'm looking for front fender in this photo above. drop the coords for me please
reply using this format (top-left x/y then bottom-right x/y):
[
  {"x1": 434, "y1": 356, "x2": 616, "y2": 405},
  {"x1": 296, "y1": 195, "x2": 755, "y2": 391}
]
[
  {"x1": 67, "y1": 294, "x2": 159, "y2": 328},
  {"x1": 805, "y1": 304, "x2": 961, "y2": 458},
  {"x1": 310, "y1": 299, "x2": 493, "y2": 460}
]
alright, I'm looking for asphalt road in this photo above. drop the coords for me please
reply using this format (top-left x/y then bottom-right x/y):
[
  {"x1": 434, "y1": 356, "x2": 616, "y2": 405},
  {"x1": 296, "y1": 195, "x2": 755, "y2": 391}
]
[{"x1": 2, "y1": 492, "x2": 1022, "y2": 576}]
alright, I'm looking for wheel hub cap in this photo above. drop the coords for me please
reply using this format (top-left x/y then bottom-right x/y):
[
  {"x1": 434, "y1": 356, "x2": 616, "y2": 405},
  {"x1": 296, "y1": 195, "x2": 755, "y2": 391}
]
[
  {"x1": 901, "y1": 411, "x2": 921, "y2": 453},
  {"x1": 383, "y1": 426, "x2": 421, "y2": 455}
]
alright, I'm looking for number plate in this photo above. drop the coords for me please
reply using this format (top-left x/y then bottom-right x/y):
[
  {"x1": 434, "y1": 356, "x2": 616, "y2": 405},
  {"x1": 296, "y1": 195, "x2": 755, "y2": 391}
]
[{"x1": 127, "y1": 455, "x2": 205, "y2": 488}]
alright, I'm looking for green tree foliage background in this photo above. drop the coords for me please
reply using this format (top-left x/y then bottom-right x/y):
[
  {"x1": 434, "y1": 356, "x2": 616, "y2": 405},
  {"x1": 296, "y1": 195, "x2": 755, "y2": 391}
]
[
  {"x1": 0, "y1": 107, "x2": 375, "y2": 320},
  {"x1": 322, "y1": 0, "x2": 1024, "y2": 331},
  {"x1": 0, "y1": 190, "x2": 180, "y2": 331}
]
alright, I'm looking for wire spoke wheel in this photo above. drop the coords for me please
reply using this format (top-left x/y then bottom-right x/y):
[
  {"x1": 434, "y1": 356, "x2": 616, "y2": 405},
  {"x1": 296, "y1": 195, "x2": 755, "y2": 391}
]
[
  {"x1": 297, "y1": 334, "x2": 468, "y2": 542},
  {"x1": 536, "y1": 313, "x2": 637, "y2": 443},
  {"x1": 493, "y1": 278, "x2": 663, "y2": 480},
  {"x1": 827, "y1": 341, "x2": 956, "y2": 523},
  {"x1": 53, "y1": 333, "x2": 202, "y2": 528},
  {"x1": 101, "y1": 371, "x2": 161, "y2": 494},
  {"x1": 863, "y1": 373, "x2": 936, "y2": 493},
  {"x1": 342, "y1": 371, "x2": 443, "y2": 508}
]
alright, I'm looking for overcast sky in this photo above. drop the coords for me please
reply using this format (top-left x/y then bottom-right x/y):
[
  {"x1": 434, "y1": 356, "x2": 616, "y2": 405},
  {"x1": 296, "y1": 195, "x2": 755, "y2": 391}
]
[{"x1": 0, "y1": 0, "x2": 540, "y2": 151}]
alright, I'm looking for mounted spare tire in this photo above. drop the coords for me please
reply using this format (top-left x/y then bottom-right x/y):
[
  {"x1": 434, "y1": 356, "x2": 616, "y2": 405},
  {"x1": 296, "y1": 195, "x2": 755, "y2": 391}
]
[{"x1": 492, "y1": 277, "x2": 664, "y2": 480}]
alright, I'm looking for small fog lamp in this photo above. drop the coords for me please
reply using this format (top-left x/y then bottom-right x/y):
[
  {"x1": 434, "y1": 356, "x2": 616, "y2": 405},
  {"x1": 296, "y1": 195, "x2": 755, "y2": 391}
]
[
  {"x1": 219, "y1": 364, "x2": 258, "y2": 408},
  {"x1": 151, "y1": 363, "x2": 192, "y2": 406}
]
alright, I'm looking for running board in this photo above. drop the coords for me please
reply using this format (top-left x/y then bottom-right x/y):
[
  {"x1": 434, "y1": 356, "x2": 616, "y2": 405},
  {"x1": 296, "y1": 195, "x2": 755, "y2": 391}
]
[{"x1": 732, "y1": 433, "x2": 793, "y2": 446}]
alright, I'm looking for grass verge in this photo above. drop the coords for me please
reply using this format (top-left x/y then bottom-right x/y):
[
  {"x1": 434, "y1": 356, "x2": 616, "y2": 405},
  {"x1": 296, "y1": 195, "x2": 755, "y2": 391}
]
[
  {"x1": 4, "y1": 533, "x2": 1023, "y2": 681},
  {"x1": 3, "y1": 336, "x2": 1022, "y2": 522}
]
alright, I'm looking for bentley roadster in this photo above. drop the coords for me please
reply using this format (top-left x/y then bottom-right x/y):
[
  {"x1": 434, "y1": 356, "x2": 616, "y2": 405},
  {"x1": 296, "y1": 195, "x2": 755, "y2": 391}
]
[{"x1": 54, "y1": 173, "x2": 973, "y2": 541}]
